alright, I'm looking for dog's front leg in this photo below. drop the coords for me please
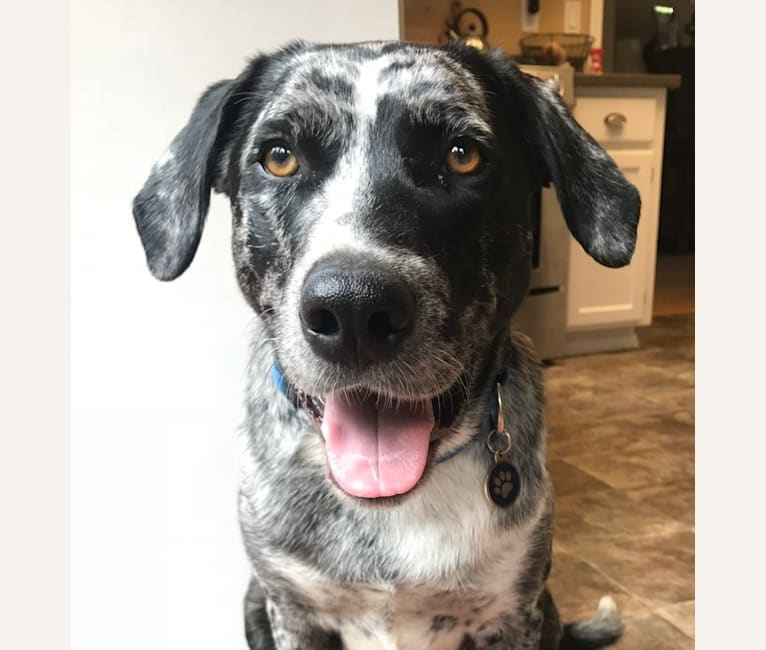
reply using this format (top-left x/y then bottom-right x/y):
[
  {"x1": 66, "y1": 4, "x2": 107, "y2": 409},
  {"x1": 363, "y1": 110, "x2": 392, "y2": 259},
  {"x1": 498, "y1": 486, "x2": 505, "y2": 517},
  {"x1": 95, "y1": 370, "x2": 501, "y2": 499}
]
[
  {"x1": 245, "y1": 578, "x2": 342, "y2": 650},
  {"x1": 244, "y1": 577, "x2": 278, "y2": 650},
  {"x1": 265, "y1": 597, "x2": 343, "y2": 650},
  {"x1": 513, "y1": 589, "x2": 564, "y2": 650},
  {"x1": 537, "y1": 588, "x2": 563, "y2": 650},
  {"x1": 478, "y1": 590, "x2": 561, "y2": 650}
]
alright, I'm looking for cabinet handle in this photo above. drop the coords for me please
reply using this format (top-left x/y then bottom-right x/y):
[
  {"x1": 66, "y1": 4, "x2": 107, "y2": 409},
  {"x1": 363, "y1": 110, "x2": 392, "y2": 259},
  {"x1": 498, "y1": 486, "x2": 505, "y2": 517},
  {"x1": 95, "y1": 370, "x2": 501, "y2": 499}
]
[{"x1": 604, "y1": 112, "x2": 627, "y2": 128}]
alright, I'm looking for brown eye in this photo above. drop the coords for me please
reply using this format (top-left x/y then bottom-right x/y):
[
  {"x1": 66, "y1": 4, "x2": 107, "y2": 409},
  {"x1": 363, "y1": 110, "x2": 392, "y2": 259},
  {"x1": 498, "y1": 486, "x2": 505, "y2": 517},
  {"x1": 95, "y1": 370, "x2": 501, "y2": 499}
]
[
  {"x1": 262, "y1": 144, "x2": 299, "y2": 177},
  {"x1": 445, "y1": 141, "x2": 482, "y2": 175}
]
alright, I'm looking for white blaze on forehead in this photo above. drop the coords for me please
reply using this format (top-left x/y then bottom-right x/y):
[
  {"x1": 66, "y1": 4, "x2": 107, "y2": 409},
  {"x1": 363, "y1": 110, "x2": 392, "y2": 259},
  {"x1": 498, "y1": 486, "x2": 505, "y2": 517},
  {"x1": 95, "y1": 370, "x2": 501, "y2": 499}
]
[
  {"x1": 356, "y1": 54, "x2": 393, "y2": 122},
  {"x1": 320, "y1": 152, "x2": 363, "y2": 224},
  {"x1": 301, "y1": 54, "x2": 389, "y2": 258}
]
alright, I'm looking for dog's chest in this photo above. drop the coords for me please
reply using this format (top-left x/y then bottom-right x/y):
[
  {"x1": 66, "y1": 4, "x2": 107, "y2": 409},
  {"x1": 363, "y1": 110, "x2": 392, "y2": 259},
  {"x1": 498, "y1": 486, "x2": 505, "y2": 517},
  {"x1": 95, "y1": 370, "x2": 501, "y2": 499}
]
[
  {"x1": 323, "y1": 569, "x2": 524, "y2": 650},
  {"x1": 267, "y1": 455, "x2": 546, "y2": 650},
  {"x1": 332, "y1": 587, "x2": 512, "y2": 650},
  {"x1": 276, "y1": 532, "x2": 532, "y2": 650}
]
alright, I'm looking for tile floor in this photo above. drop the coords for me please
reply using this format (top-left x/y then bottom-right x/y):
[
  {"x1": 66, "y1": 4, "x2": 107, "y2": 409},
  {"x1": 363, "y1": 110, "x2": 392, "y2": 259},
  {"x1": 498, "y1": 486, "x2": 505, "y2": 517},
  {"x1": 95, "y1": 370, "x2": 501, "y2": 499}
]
[{"x1": 544, "y1": 314, "x2": 695, "y2": 648}]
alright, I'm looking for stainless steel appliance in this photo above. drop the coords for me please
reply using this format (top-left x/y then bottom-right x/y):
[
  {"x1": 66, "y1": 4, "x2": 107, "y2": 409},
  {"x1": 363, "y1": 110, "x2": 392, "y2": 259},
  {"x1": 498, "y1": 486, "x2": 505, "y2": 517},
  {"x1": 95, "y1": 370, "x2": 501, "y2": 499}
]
[{"x1": 511, "y1": 63, "x2": 575, "y2": 360}]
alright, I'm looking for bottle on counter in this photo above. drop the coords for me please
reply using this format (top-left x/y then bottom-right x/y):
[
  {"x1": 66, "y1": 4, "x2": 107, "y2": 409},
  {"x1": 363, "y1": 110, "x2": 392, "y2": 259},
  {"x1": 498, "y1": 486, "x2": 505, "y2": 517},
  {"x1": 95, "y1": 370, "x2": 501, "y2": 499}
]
[{"x1": 589, "y1": 47, "x2": 603, "y2": 74}]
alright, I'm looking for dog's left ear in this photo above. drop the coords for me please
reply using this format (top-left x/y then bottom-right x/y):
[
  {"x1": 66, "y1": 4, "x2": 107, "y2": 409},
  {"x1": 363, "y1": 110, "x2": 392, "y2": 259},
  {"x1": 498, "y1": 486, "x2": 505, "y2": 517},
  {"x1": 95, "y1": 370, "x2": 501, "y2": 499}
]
[
  {"x1": 132, "y1": 60, "x2": 261, "y2": 281},
  {"x1": 485, "y1": 51, "x2": 641, "y2": 268}
]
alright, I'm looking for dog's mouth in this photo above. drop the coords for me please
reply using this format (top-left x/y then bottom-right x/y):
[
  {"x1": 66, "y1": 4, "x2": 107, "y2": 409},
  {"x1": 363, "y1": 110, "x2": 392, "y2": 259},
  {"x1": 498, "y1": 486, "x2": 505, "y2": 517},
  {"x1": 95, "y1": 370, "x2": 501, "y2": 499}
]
[
  {"x1": 293, "y1": 378, "x2": 467, "y2": 500},
  {"x1": 320, "y1": 391, "x2": 435, "y2": 499}
]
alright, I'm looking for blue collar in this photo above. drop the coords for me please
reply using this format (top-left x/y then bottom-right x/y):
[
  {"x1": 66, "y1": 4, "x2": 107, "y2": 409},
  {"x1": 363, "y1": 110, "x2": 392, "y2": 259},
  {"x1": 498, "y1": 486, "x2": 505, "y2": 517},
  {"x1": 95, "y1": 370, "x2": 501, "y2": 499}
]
[
  {"x1": 271, "y1": 362, "x2": 291, "y2": 398},
  {"x1": 271, "y1": 361, "x2": 500, "y2": 464}
]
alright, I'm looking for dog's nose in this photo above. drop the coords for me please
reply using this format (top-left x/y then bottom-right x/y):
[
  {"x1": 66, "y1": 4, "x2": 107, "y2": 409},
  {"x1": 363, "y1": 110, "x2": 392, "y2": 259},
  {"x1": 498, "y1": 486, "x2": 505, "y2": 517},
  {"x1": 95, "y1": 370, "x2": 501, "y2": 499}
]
[{"x1": 300, "y1": 257, "x2": 415, "y2": 366}]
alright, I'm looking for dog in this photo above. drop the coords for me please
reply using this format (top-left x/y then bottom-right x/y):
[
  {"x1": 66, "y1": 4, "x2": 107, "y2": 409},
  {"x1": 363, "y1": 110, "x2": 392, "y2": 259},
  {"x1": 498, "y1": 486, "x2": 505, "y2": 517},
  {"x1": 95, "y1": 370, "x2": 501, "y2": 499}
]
[{"x1": 133, "y1": 40, "x2": 640, "y2": 650}]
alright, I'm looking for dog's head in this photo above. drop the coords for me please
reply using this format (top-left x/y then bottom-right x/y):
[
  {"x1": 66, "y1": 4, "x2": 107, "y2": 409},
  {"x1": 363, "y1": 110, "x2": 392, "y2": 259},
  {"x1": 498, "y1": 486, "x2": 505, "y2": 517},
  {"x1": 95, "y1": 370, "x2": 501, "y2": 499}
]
[{"x1": 134, "y1": 41, "x2": 639, "y2": 500}]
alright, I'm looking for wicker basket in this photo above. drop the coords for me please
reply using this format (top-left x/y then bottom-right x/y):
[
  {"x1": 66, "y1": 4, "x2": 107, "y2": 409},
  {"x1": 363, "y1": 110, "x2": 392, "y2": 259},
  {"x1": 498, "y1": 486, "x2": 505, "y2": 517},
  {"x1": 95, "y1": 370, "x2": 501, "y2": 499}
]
[{"x1": 519, "y1": 33, "x2": 594, "y2": 71}]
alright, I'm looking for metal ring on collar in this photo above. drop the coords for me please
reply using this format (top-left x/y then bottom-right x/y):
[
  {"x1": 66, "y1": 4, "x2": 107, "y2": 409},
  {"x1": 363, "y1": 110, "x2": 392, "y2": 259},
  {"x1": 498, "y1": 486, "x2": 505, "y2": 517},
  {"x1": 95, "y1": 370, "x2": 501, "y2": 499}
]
[{"x1": 487, "y1": 429, "x2": 512, "y2": 456}]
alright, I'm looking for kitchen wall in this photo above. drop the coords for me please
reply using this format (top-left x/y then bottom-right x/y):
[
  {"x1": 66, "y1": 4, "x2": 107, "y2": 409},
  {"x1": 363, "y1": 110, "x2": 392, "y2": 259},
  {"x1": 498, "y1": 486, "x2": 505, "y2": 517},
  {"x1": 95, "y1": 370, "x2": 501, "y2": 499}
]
[
  {"x1": 71, "y1": 2, "x2": 398, "y2": 649},
  {"x1": 402, "y1": 0, "x2": 592, "y2": 51}
]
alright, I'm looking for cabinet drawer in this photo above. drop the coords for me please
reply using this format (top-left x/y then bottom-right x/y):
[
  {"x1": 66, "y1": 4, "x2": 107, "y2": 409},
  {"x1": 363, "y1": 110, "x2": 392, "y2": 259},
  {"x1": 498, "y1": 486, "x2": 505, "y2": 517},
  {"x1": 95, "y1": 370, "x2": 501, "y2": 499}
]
[{"x1": 574, "y1": 96, "x2": 656, "y2": 145}]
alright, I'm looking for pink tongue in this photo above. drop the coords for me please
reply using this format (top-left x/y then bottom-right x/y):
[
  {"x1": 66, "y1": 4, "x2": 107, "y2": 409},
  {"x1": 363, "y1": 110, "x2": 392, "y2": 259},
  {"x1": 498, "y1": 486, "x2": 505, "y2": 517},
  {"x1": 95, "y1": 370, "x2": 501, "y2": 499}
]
[{"x1": 321, "y1": 392, "x2": 435, "y2": 498}]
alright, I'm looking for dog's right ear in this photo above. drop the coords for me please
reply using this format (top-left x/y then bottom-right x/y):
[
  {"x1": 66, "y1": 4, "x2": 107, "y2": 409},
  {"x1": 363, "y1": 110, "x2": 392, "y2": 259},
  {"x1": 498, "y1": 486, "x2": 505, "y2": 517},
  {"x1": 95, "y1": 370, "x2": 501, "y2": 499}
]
[{"x1": 132, "y1": 60, "x2": 261, "y2": 281}]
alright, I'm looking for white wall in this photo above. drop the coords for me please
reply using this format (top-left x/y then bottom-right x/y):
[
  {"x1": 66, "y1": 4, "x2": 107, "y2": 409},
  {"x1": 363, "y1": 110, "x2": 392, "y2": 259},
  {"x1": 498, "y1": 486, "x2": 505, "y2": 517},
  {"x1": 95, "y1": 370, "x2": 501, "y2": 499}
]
[{"x1": 71, "y1": 2, "x2": 399, "y2": 648}]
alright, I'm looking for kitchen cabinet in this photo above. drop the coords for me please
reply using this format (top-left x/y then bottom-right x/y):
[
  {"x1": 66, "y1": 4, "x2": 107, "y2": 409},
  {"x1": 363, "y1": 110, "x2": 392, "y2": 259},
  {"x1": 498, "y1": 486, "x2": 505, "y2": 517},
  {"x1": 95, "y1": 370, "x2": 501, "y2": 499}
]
[
  {"x1": 562, "y1": 84, "x2": 668, "y2": 356},
  {"x1": 567, "y1": 150, "x2": 654, "y2": 328}
]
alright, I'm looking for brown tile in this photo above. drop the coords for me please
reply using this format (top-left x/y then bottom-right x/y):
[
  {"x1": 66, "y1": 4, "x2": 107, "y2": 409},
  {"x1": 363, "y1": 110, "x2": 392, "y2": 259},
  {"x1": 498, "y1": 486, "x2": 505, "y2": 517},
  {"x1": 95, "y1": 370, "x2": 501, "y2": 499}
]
[
  {"x1": 562, "y1": 445, "x2": 694, "y2": 490},
  {"x1": 625, "y1": 480, "x2": 695, "y2": 528},
  {"x1": 671, "y1": 410, "x2": 694, "y2": 427},
  {"x1": 567, "y1": 530, "x2": 695, "y2": 609},
  {"x1": 553, "y1": 488, "x2": 687, "y2": 550},
  {"x1": 639, "y1": 387, "x2": 694, "y2": 412},
  {"x1": 655, "y1": 601, "x2": 695, "y2": 639},
  {"x1": 548, "y1": 458, "x2": 611, "y2": 497},
  {"x1": 551, "y1": 537, "x2": 568, "y2": 558},
  {"x1": 546, "y1": 391, "x2": 660, "y2": 429},
  {"x1": 546, "y1": 347, "x2": 691, "y2": 391},
  {"x1": 548, "y1": 550, "x2": 649, "y2": 622},
  {"x1": 547, "y1": 411, "x2": 693, "y2": 460},
  {"x1": 615, "y1": 613, "x2": 694, "y2": 649},
  {"x1": 671, "y1": 367, "x2": 694, "y2": 386},
  {"x1": 542, "y1": 314, "x2": 695, "y2": 648}
]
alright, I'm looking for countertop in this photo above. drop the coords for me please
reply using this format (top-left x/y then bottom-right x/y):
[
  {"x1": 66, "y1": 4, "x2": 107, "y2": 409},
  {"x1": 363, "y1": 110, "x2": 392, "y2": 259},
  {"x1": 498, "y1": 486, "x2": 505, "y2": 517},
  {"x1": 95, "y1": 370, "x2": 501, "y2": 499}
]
[{"x1": 575, "y1": 72, "x2": 681, "y2": 90}]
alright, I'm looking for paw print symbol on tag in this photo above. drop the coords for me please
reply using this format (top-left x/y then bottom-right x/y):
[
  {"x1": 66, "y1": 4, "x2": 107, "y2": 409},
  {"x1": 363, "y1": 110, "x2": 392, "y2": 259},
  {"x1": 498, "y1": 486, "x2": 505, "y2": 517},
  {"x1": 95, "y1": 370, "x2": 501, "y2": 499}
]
[
  {"x1": 485, "y1": 461, "x2": 521, "y2": 508},
  {"x1": 494, "y1": 470, "x2": 514, "y2": 499}
]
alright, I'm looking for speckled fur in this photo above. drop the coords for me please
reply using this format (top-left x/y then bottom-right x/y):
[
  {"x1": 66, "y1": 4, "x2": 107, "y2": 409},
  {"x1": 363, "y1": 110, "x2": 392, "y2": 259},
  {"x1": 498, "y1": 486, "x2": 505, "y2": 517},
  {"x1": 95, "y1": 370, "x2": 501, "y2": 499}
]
[
  {"x1": 132, "y1": 41, "x2": 638, "y2": 649},
  {"x1": 237, "y1": 325, "x2": 552, "y2": 650}
]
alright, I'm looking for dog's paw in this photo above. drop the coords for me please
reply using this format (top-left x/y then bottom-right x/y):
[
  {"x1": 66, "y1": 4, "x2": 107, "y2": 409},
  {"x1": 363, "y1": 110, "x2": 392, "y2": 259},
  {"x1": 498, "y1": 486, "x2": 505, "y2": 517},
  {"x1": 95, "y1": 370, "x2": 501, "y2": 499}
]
[{"x1": 493, "y1": 471, "x2": 514, "y2": 499}]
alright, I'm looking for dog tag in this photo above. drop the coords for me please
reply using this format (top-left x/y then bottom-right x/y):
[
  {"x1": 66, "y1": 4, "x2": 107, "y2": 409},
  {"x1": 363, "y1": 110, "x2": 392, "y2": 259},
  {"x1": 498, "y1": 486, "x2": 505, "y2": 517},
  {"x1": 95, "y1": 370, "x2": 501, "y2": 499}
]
[
  {"x1": 484, "y1": 384, "x2": 521, "y2": 508},
  {"x1": 485, "y1": 458, "x2": 521, "y2": 508}
]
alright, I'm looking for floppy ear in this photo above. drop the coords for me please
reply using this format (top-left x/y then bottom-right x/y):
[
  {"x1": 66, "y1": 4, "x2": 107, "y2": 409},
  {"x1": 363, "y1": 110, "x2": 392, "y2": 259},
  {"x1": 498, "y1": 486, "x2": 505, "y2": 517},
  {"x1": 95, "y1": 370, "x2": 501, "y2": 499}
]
[
  {"x1": 486, "y1": 51, "x2": 641, "y2": 268},
  {"x1": 132, "y1": 64, "x2": 257, "y2": 281}
]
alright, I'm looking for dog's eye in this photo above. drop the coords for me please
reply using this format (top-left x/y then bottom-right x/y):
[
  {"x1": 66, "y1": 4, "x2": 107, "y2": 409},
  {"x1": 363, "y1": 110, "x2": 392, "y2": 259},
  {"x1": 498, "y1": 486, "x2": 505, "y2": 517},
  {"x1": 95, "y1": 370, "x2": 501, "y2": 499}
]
[
  {"x1": 444, "y1": 141, "x2": 481, "y2": 175},
  {"x1": 262, "y1": 144, "x2": 299, "y2": 177}
]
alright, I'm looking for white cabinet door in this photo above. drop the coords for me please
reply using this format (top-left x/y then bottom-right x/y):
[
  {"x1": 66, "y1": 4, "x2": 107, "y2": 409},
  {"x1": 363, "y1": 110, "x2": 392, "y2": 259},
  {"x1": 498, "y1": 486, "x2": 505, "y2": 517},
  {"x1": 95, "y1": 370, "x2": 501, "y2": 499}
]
[{"x1": 566, "y1": 150, "x2": 654, "y2": 329}]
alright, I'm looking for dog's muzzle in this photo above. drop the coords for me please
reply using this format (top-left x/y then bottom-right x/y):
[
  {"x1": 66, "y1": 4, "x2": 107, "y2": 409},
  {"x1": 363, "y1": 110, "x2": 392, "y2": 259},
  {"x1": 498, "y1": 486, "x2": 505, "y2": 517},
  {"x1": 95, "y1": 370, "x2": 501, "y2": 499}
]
[
  {"x1": 274, "y1": 361, "x2": 474, "y2": 501},
  {"x1": 296, "y1": 254, "x2": 434, "y2": 499}
]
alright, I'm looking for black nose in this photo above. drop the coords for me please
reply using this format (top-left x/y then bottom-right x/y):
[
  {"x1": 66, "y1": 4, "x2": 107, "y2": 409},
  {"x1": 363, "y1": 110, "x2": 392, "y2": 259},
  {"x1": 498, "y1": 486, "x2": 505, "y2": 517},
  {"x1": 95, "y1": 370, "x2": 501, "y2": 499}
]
[{"x1": 300, "y1": 257, "x2": 416, "y2": 367}]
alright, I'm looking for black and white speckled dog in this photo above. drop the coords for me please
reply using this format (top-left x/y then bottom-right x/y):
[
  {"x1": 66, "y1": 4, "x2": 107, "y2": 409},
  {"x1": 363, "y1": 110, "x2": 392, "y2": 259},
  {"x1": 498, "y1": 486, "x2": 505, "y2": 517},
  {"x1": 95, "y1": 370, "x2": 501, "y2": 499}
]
[{"x1": 133, "y1": 41, "x2": 640, "y2": 650}]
